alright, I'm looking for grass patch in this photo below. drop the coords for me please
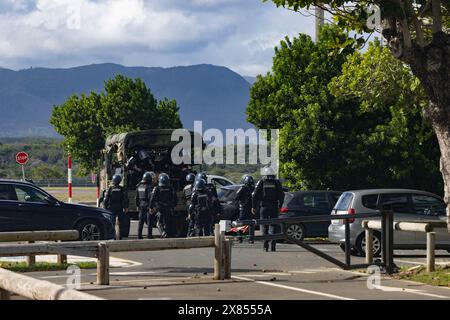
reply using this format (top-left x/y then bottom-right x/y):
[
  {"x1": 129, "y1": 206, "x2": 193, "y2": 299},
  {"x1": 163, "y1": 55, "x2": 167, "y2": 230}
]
[
  {"x1": 0, "y1": 261, "x2": 97, "y2": 273},
  {"x1": 43, "y1": 187, "x2": 97, "y2": 203},
  {"x1": 394, "y1": 265, "x2": 450, "y2": 287}
]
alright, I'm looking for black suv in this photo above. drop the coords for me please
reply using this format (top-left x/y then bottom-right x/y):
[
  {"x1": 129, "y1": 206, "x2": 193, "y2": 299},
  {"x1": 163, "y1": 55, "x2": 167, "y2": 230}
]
[
  {"x1": 281, "y1": 190, "x2": 342, "y2": 240},
  {"x1": 0, "y1": 179, "x2": 115, "y2": 240}
]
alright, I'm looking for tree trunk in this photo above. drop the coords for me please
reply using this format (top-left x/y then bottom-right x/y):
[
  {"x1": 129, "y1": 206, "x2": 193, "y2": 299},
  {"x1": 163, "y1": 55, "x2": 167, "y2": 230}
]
[
  {"x1": 408, "y1": 32, "x2": 450, "y2": 232},
  {"x1": 432, "y1": 122, "x2": 450, "y2": 231}
]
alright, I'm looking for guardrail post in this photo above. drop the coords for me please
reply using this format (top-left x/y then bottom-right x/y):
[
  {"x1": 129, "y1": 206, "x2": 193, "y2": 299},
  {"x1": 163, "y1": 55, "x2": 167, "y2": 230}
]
[
  {"x1": 97, "y1": 242, "x2": 109, "y2": 285},
  {"x1": 381, "y1": 211, "x2": 395, "y2": 274},
  {"x1": 427, "y1": 232, "x2": 436, "y2": 272},
  {"x1": 214, "y1": 224, "x2": 224, "y2": 280},
  {"x1": 365, "y1": 227, "x2": 374, "y2": 265},
  {"x1": 344, "y1": 220, "x2": 351, "y2": 267},
  {"x1": 26, "y1": 241, "x2": 35, "y2": 267},
  {"x1": 56, "y1": 240, "x2": 67, "y2": 264},
  {"x1": 381, "y1": 211, "x2": 388, "y2": 269},
  {"x1": 223, "y1": 239, "x2": 232, "y2": 280},
  {"x1": 0, "y1": 288, "x2": 11, "y2": 300}
]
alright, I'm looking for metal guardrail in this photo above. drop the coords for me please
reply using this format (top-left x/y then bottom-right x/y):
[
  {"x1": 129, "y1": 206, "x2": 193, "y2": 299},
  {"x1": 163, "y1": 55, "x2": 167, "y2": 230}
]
[
  {"x1": 233, "y1": 210, "x2": 396, "y2": 274},
  {"x1": 0, "y1": 268, "x2": 103, "y2": 300}
]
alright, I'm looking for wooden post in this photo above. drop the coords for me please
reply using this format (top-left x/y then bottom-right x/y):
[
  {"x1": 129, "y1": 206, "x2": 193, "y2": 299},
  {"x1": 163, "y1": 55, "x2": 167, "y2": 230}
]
[
  {"x1": 57, "y1": 241, "x2": 67, "y2": 264},
  {"x1": 427, "y1": 232, "x2": 436, "y2": 272},
  {"x1": 26, "y1": 241, "x2": 35, "y2": 267},
  {"x1": 96, "y1": 242, "x2": 109, "y2": 285},
  {"x1": 214, "y1": 224, "x2": 224, "y2": 280},
  {"x1": 57, "y1": 254, "x2": 67, "y2": 265},
  {"x1": 224, "y1": 239, "x2": 232, "y2": 280},
  {"x1": 0, "y1": 288, "x2": 11, "y2": 300},
  {"x1": 365, "y1": 228, "x2": 374, "y2": 264}
]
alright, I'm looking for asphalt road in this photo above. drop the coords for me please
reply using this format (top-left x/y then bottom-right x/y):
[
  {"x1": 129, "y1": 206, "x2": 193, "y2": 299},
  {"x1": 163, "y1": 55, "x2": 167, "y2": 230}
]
[{"x1": 9, "y1": 221, "x2": 450, "y2": 300}]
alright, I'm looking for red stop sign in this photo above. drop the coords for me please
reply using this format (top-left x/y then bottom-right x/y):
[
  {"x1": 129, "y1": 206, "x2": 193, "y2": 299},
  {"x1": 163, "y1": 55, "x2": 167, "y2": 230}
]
[{"x1": 16, "y1": 152, "x2": 29, "y2": 165}]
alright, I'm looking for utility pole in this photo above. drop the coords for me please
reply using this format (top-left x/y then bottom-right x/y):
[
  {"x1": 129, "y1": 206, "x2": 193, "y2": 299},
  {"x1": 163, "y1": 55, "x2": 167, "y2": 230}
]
[{"x1": 315, "y1": 4, "x2": 325, "y2": 42}]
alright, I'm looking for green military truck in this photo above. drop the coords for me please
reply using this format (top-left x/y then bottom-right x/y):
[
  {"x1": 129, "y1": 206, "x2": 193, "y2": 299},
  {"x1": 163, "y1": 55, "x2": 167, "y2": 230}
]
[{"x1": 98, "y1": 129, "x2": 203, "y2": 237}]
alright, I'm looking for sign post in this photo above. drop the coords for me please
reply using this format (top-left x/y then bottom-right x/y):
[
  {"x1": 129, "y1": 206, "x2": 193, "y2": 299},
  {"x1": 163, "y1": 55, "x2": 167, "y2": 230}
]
[
  {"x1": 68, "y1": 153, "x2": 72, "y2": 203},
  {"x1": 15, "y1": 152, "x2": 29, "y2": 180}
]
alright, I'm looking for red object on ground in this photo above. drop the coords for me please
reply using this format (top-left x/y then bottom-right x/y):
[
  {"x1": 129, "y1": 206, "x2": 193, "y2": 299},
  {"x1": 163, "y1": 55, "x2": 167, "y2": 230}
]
[{"x1": 15, "y1": 152, "x2": 29, "y2": 165}]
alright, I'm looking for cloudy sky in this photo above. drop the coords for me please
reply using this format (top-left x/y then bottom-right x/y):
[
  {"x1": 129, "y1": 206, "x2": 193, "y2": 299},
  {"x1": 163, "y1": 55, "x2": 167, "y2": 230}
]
[{"x1": 0, "y1": 0, "x2": 316, "y2": 76}]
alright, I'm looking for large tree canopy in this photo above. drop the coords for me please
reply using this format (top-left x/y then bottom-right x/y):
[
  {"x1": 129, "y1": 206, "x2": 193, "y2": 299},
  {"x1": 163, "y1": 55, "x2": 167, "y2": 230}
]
[
  {"x1": 267, "y1": 0, "x2": 450, "y2": 228},
  {"x1": 50, "y1": 75, "x2": 182, "y2": 174},
  {"x1": 247, "y1": 26, "x2": 442, "y2": 194}
]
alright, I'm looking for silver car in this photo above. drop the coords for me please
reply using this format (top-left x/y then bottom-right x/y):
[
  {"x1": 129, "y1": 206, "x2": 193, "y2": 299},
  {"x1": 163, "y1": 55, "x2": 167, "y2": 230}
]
[{"x1": 328, "y1": 189, "x2": 450, "y2": 256}]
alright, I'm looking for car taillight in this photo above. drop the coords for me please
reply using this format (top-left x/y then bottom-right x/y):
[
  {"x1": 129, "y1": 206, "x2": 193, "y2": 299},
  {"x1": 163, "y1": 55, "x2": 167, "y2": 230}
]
[
  {"x1": 347, "y1": 208, "x2": 356, "y2": 223},
  {"x1": 280, "y1": 207, "x2": 288, "y2": 214}
]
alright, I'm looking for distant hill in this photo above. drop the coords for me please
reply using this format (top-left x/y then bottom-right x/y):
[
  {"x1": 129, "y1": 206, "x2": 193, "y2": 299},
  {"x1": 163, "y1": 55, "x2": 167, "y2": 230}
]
[
  {"x1": 0, "y1": 63, "x2": 252, "y2": 137},
  {"x1": 244, "y1": 76, "x2": 257, "y2": 85}
]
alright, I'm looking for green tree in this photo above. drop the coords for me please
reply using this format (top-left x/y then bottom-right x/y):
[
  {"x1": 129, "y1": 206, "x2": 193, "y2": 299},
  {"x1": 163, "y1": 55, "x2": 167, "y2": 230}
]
[
  {"x1": 31, "y1": 164, "x2": 64, "y2": 180},
  {"x1": 247, "y1": 26, "x2": 442, "y2": 194},
  {"x1": 266, "y1": 0, "x2": 450, "y2": 226},
  {"x1": 50, "y1": 75, "x2": 182, "y2": 174}
]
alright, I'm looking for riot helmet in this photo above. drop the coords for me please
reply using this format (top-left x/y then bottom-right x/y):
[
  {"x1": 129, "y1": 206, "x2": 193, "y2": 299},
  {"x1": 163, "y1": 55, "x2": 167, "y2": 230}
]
[
  {"x1": 241, "y1": 175, "x2": 255, "y2": 187},
  {"x1": 186, "y1": 173, "x2": 196, "y2": 184},
  {"x1": 112, "y1": 174, "x2": 122, "y2": 186},
  {"x1": 142, "y1": 171, "x2": 153, "y2": 183},
  {"x1": 158, "y1": 174, "x2": 170, "y2": 187},
  {"x1": 261, "y1": 166, "x2": 276, "y2": 179},
  {"x1": 194, "y1": 178, "x2": 206, "y2": 191}
]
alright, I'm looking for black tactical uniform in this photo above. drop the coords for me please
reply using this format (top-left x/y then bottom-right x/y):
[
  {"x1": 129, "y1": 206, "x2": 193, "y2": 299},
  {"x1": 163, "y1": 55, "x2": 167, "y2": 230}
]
[
  {"x1": 236, "y1": 175, "x2": 255, "y2": 221},
  {"x1": 189, "y1": 179, "x2": 213, "y2": 236},
  {"x1": 104, "y1": 175, "x2": 129, "y2": 240},
  {"x1": 252, "y1": 167, "x2": 284, "y2": 251},
  {"x1": 184, "y1": 173, "x2": 196, "y2": 237},
  {"x1": 150, "y1": 175, "x2": 178, "y2": 238},
  {"x1": 135, "y1": 173, "x2": 154, "y2": 239}
]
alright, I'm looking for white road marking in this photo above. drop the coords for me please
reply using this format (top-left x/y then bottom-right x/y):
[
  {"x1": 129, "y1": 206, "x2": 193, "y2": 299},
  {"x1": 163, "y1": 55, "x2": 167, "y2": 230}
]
[
  {"x1": 372, "y1": 285, "x2": 450, "y2": 299},
  {"x1": 232, "y1": 275, "x2": 354, "y2": 300},
  {"x1": 395, "y1": 259, "x2": 450, "y2": 266},
  {"x1": 107, "y1": 271, "x2": 158, "y2": 276},
  {"x1": 40, "y1": 275, "x2": 72, "y2": 279}
]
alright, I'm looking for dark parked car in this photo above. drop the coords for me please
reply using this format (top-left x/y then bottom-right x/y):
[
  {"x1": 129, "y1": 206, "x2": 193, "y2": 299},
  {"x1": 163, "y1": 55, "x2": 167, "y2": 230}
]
[
  {"x1": 217, "y1": 184, "x2": 242, "y2": 221},
  {"x1": 281, "y1": 190, "x2": 342, "y2": 241},
  {"x1": 0, "y1": 179, "x2": 115, "y2": 240}
]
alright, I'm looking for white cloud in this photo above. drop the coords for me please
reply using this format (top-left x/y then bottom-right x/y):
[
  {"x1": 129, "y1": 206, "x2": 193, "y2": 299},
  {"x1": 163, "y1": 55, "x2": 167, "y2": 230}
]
[{"x1": 0, "y1": 0, "x2": 315, "y2": 76}]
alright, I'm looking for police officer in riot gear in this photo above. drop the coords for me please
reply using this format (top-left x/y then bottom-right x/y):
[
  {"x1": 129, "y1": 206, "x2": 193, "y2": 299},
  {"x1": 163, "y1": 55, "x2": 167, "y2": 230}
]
[
  {"x1": 184, "y1": 173, "x2": 196, "y2": 237},
  {"x1": 150, "y1": 174, "x2": 178, "y2": 238},
  {"x1": 252, "y1": 166, "x2": 284, "y2": 252},
  {"x1": 189, "y1": 179, "x2": 213, "y2": 236},
  {"x1": 237, "y1": 175, "x2": 255, "y2": 221},
  {"x1": 235, "y1": 175, "x2": 255, "y2": 243},
  {"x1": 104, "y1": 174, "x2": 129, "y2": 240},
  {"x1": 196, "y1": 172, "x2": 220, "y2": 224},
  {"x1": 136, "y1": 171, "x2": 155, "y2": 239}
]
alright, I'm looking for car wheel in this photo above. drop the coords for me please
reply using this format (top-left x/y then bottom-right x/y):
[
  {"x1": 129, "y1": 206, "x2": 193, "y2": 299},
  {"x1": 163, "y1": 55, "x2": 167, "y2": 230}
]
[
  {"x1": 76, "y1": 220, "x2": 104, "y2": 241},
  {"x1": 286, "y1": 224, "x2": 306, "y2": 241},
  {"x1": 356, "y1": 232, "x2": 382, "y2": 257}
]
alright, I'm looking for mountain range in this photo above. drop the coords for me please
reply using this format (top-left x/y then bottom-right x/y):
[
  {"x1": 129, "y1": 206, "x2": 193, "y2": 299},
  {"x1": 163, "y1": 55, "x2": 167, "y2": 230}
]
[{"x1": 0, "y1": 63, "x2": 254, "y2": 137}]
